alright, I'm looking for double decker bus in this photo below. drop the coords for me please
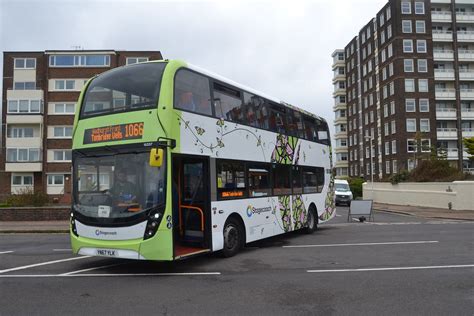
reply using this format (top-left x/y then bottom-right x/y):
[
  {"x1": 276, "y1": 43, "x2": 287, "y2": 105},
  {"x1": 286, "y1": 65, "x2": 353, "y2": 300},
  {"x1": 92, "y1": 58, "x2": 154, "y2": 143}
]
[{"x1": 71, "y1": 60, "x2": 335, "y2": 260}]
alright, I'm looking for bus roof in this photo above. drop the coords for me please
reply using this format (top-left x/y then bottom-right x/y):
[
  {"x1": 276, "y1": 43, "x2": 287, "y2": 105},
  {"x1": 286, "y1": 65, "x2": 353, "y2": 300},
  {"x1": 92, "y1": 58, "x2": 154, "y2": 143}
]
[{"x1": 179, "y1": 60, "x2": 327, "y2": 124}]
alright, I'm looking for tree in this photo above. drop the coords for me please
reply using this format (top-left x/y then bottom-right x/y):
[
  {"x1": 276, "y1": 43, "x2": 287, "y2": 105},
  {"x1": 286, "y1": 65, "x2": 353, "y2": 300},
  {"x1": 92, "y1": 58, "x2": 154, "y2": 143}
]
[{"x1": 463, "y1": 137, "x2": 474, "y2": 161}]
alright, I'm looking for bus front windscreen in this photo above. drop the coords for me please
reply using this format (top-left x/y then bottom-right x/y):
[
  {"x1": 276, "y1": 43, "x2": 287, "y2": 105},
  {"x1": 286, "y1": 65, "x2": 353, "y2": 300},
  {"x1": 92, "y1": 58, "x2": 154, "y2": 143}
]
[
  {"x1": 73, "y1": 150, "x2": 166, "y2": 219},
  {"x1": 81, "y1": 62, "x2": 166, "y2": 118}
]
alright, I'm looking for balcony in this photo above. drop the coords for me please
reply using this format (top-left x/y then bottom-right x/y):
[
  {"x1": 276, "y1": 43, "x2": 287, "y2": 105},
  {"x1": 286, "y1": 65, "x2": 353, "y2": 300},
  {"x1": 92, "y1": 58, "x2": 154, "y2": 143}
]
[
  {"x1": 436, "y1": 108, "x2": 457, "y2": 119},
  {"x1": 432, "y1": 31, "x2": 453, "y2": 42},
  {"x1": 433, "y1": 49, "x2": 454, "y2": 61},
  {"x1": 462, "y1": 128, "x2": 474, "y2": 137},
  {"x1": 461, "y1": 109, "x2": 474, "y2": 119},
  {"x1": 439, "y1": 148, "x2": 459, "y2": 160},
  {"x1": 456, "y1": 12, "x2": 474, "y2": 23},
  {"x1": 333, "y1": 88, "x2": 346, "y2": 97},
  {"x1": 437, "y1": 127, "x2": 458, "y2": 139},
  {"x1": 334, "y1": 116, "x2": 347, "y2": 125},
  {"x1": 332, "y1": 73, "x2": 345, "y2": 82},
  {"x1": 434, "y1": 69, "x2": 455, "y2": 80},
  {"x1": 6, "y1": 114, "x2": 43, "y2": 124},
  {"x1": 459, "y1": 69, "x2": 474, "y2": 80},
  {"x1": 460, "y1": 89, "x2": 474, "y2": 100},
  {"x1": 431, "y1": 11, "x2": 452, "y2": 23},
  {"x1": 457, "y1": 31, "x2": 474, "y2": 42},
  {"x1": 6, "y1": 137, "x2": 42, "y2": 148},
  {"x1": 5, "y1": 162, "x2": 42, "y2": 172},
  {"x1": 458, "y1": 50, "x2": 474, "y2": 61},
  {"x1": 435, "y1": 88, "x2": 456, "y2": 99}
]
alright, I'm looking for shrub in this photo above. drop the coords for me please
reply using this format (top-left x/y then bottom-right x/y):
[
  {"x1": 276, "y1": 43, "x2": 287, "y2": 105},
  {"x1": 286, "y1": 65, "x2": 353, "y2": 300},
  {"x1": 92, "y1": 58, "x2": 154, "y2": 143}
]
[
  {"x1": 389, "y1": 170, "x2": 410, "y2": 184},
  {"x1": 347, "y1": 177, "x2": 364, "y2": 199},
  {"x1": 5, "y1": 188, "x2": 49, "y2": 207},
  {"x1": 409, "y1": 159, "x2": 465, "y2": 182}
]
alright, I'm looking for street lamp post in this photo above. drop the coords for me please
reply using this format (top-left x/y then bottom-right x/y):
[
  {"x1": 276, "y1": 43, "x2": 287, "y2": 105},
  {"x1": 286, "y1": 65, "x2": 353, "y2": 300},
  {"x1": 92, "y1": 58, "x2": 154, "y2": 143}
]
[{"x1": 365, "y1": 135, "x2": 374, "y2": 198}]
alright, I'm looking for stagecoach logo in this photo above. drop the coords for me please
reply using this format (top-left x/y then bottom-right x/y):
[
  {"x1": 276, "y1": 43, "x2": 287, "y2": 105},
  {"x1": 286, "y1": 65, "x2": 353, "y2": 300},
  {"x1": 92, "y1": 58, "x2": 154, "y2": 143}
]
[
  {"x1": 246, "y1": 205, "x2": 272, "y2": 218},
  {"x1": 95, "y1": 229, "x2": 117, "y2": 236}
]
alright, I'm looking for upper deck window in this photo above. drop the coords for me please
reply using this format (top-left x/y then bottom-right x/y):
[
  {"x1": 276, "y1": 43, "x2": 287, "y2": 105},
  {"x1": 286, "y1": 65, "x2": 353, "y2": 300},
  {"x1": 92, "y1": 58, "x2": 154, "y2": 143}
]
[
  {"x1": 81, "y1": 62, "x2": 166, "y2": 118},
  {"x1": 174, "y1": 69, "x2": 212, "y2": 116},
  {"x1": 49, "y1": 55, "x2": 110, "y2": 67}
]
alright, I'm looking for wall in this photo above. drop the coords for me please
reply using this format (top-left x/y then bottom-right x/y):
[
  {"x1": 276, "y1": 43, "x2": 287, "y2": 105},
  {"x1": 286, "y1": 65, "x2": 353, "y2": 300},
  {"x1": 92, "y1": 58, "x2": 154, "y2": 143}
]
[{"x1": 363, "y1": 181, "x2": 474, "y2": 211}]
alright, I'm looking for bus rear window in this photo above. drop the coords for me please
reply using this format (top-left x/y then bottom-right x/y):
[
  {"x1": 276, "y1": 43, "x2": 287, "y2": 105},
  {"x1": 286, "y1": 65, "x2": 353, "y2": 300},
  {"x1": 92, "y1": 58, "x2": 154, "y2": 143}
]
[{"x1": 81, "y1": 62, "x2": 166, "y2": 118}]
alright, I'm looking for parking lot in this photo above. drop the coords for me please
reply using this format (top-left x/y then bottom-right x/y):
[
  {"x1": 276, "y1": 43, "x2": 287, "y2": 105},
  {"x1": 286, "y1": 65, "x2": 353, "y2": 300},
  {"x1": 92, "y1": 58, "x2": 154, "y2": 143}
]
[{"x1": 1, "y1": 207, "x2": 473, "y2": 315}]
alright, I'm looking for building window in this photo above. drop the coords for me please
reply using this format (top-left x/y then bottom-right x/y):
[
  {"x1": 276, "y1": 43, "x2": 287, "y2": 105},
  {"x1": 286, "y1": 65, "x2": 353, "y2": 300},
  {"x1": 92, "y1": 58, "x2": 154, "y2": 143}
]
[
  {"x1": 54, "y1": 103, "x2": 76, "y2": 114},
  {"x1": 407, "y1": 139, "x2": 416, "y2": 152},
  {"x1": 385, "y1": 142, "x2": 390, "y2": 155},
  {"x1": 7, "y1": 100, "x2": 42, "y2": 113},
  {"x1": 387, "y1": 24, "x2": 392, "y2": 38},
  {"x1": 379, "y1": 13, "x2": 385, "y2": 26},
  {"x1": 14, "y1": 58, "x2": 36, "y2": 69},
  {"x1": 386, "y1": 6, "x2": 391, "y2": 20},
  {"x1": 418, "y1": 79, "x2": 428, "y2": 92},
  {"x1": 420, "y1": 119, "x2": 430, "y2": 132},
  {"x1": 388, "y1": 44, "x2": 393, "y2": 57},
  {"x1": 126, "y1": 57, "x2": 149, "y2": 65},
  {"x1": 48, "y1": 175, "x2": 64, "y2": 186},
  {"x1": 49, "y1": 55, "x2": 110, "y2": 67},
  {"x1": 417, "y1": 59, "x2": 428, "y2": 72},
  {"x1": 53, "y1": 150, "x2": 72, "y2": 162},
  {"x1": 12, "y1": 174, "x2": 34, "y2": 186},
  {"x1": 405, "y1": 79, "x2": 415, "y2": 92},
  {"x1": 415, "y1": 21, "x2": 426, "y2": 33},
  {"x1": 54, "y1": 80, "x2": 76, "y2": 90},
  {"x1": 408, "y1": 159, "x2": 416, "y2": 171},
  {"x1": 421, "y1": 139, "x2": 431, "y2": 152},
  {"x1": 380, "y1": 31, "x2": 386, "y2": 44},
  {"x1": 393, "y1": 160, "x2": 398, "y2": 173},
  {"x1": 406, "y1": 119, "x2": 417, "y2": 132},
  {"x1": 389, "y1": 63, "x2": 394, "y2": 76},
  {"x1": 401, "y1": 1, "x2": 411, "y2": 14},
  {"x1": 419, "y1": 99, "x2": 429, "y2": 112},
  {"x1": 406, "y1": 99, "x2": 416, "y2": 112},
  {"x1": 385, "y1": 161, "x2": 391, "y2": 174},
  {"x1": 403, "y1": 39, "x2": 414, "y2": 53},
  {"x1": 404, "y1": 59, "x2": 414, "y2": 72},
  {"x1": 392, "y1": 140, "x2": 397, "y2": 154},
  {"x1": 402, "y1": 20, "x2": 412, "y2": 33},
  {"x1": 391, "y1": 101, "x2": 395, "y2": 115},
  {"x1": 391, "y1": 121, "x2": 396, "y2": 134},
  {"x1": 416, "y1": 40, "x2": 427, "y2": 53},
  {"x1": 384, "y1": 122, "x2": 389, "y2": 135},
  {"x1": 415, "y1": 2, "x2": 425, "y2": 14},
  {"x1": 7, "y1": 127, "x2": 34, "y2": 138},
  {"x1": 384, "y1": 104, "x2": 388, "y2": 117},
  {"x1": 52, "y1": 126, "x2": 73, "y2": 138},
  {"x1": 6, "y1": 148, "x2": 40, "y2": 162},
  {"x1": 14, "y1": 82, "x2": 36, "y2": 90}
]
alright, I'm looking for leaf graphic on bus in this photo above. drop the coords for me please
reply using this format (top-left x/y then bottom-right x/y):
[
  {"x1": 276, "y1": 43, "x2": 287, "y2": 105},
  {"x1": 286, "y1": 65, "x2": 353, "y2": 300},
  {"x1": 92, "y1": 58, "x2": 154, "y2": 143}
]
[
  {"x1": 216, "y1": 119, "x2": 225, "y2": 127},
  {"x1": 257, "y1": 135, "x2": 261, "y2": 147},
  {"x1": 194, "y1": 126, "x2": 205, "y2": 135},
  {"x1": 216, "y1": 137, "x2": 225, "y2": 148},
  {"x1": 278, "y1": 195, "x2": 291, "y2": 232},
  {"x1": 292, "y1": 195, "x2": 306, "y2": 230},
  {"x1": 271, "y1": 134, "x2": 299, "y2": 164}
]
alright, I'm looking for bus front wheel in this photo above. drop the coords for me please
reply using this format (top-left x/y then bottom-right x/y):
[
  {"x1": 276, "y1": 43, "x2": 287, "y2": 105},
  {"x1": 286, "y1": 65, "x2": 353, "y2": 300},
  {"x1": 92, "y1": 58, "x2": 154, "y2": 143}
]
[
  {"x1": 303, "y1": 208, "x2": 317, "y2": 234},
  {"x1": 222, "y1": 217, "x2": 242, "y2": 258}
]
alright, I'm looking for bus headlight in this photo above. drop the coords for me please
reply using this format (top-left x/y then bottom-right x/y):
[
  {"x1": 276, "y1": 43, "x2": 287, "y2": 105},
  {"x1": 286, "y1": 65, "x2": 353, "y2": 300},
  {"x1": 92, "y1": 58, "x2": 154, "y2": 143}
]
[
  {"x1": 70, "y1": 212, "x2": 78, "y2": 237},
  {"x1": 143, "y1": 208, "x2": 165, "y2": 240}
]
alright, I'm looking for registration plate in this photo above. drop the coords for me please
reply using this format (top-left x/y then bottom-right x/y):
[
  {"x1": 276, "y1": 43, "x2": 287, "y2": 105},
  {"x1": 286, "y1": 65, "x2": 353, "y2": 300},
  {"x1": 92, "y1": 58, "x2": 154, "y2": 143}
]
[{"x1": 96, "y1": 249, "x2": 117, "y2": 257}]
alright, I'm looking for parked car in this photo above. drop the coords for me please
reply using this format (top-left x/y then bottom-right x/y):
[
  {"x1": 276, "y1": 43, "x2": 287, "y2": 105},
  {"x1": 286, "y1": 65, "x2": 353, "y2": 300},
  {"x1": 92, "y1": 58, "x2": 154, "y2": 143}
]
[{"x1": 334, "y1": 179, "x2": 353, "y2": 206}]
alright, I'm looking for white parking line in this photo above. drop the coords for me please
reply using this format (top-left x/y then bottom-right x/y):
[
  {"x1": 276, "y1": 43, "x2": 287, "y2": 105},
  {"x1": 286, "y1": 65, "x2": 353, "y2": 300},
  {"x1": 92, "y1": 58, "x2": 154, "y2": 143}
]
[
  {"x1": 308, "y1": 264, "x2": 474, "y2": 273},
  {"x1": 283, "y1": 240, "x2": 438, "y2": 248},
  {"x1": 0, "y1": 256, "x2": 91, "y2": 274},
  {"x1": 0, "y1": 272, "x2": 222, "y2": 278},
  {"x1": 53, "y1": 249, "x2": 72, "y2": 252},
  {"x1": 59, "y1": 263, "x2": 125, "y2": 276},
  {"x1": 0, "y1": 251, "x2": 14, "y2": 255}
]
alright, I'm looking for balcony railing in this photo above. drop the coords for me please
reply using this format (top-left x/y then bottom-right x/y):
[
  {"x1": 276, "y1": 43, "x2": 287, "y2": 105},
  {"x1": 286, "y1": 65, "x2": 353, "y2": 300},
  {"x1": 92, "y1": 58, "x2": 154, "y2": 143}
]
[
  {"x1": 436, "y1": 108, "x2": 457, "y2": 118},
  {"x1": 436, "y1": 127, "x2": 458, "y2": 139},
  {"x1": 462, "y1": 127, "x2": 474, "y2": 137},
  {"x1": 460, "y1": 89, "x2": 474, "y2": 99},
  {"x1": 434, "y1": 68, "x2": 455, "y2": 80},
  {"x1": 435, "y1": 88, "x2": 456, "y2": 99},
  {"x1": 461, "y1": 108, "x2": 474, "y2": 119},
  {"x1": 457, "y1": 31, "x2": 474, "y2": 42},
  {"x1": 459, "y1": 69, "x2": 474, "y2": 80},
  {"x1": 432, "y1": 30, "x2": 453, "y2": 41},
  {"x1": 433, "y1": 49, "x2": 454, "y2": 60},
  {"x1": 431, "y1": 11, "x2": 452, "y2": 22},
  {"x1": 456, "y1": 12, "x2": 474, "y2": 22},
  {"x1": 458, "y1": 50, "x2": 474, "y2": 61}
]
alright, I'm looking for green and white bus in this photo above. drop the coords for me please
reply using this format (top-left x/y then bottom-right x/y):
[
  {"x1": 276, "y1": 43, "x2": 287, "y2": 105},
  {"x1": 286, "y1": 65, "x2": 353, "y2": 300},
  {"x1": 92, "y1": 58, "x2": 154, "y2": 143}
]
[{"x1": 71, "y1": 60, "x2": 335, "y2": 260}]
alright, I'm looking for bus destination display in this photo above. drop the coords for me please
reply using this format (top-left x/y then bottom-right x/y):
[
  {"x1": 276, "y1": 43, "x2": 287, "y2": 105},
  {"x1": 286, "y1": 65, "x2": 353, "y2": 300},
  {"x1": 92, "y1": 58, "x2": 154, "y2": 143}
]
[{"x1": 83, "y1": 122, "x2": 144, "y2": 144}]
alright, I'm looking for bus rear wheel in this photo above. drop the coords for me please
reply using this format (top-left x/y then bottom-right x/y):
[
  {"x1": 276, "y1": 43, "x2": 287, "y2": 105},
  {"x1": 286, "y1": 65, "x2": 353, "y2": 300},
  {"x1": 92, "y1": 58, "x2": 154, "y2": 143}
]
[
  {"x1": 222, "y1": 218, "x2": 242, "y2": 258},
  {"x1": 303, "y1": 208, "x2": 317, "y2": 234}
]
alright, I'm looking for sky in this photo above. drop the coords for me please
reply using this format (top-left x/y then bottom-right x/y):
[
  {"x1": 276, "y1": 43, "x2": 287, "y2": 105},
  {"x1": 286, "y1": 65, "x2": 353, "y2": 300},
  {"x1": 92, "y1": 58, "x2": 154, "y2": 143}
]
[{"x1": 0, "y1": 0, "x2": 388, "y2": 139}]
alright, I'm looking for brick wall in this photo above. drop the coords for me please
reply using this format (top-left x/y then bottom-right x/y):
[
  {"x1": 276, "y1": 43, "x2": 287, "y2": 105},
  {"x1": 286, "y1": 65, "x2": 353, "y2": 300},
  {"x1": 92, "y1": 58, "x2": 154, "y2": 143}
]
[{"x1": 0, "y1": 206, "x2": 70, "y2": 221}]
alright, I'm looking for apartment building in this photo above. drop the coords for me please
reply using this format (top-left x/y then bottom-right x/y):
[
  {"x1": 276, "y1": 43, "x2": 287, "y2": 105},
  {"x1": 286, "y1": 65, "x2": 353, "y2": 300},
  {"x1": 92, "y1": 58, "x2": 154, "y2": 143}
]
[
  {"x1": 1, "y1": 50, "x2": 163, "y2": 201},
  {"x1": 332, "y1": 49, "x2": 349, "y2": 178},
  {"x1": 337, "y1": 0, "x2": 473, "y2": 180}
]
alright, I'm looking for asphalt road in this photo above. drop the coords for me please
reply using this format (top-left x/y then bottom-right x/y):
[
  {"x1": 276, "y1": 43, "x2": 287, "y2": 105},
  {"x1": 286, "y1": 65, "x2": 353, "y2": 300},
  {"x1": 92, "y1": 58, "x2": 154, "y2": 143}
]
[{"x1": 1, "y1": 207, "x2": 473, "y2": 315}]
